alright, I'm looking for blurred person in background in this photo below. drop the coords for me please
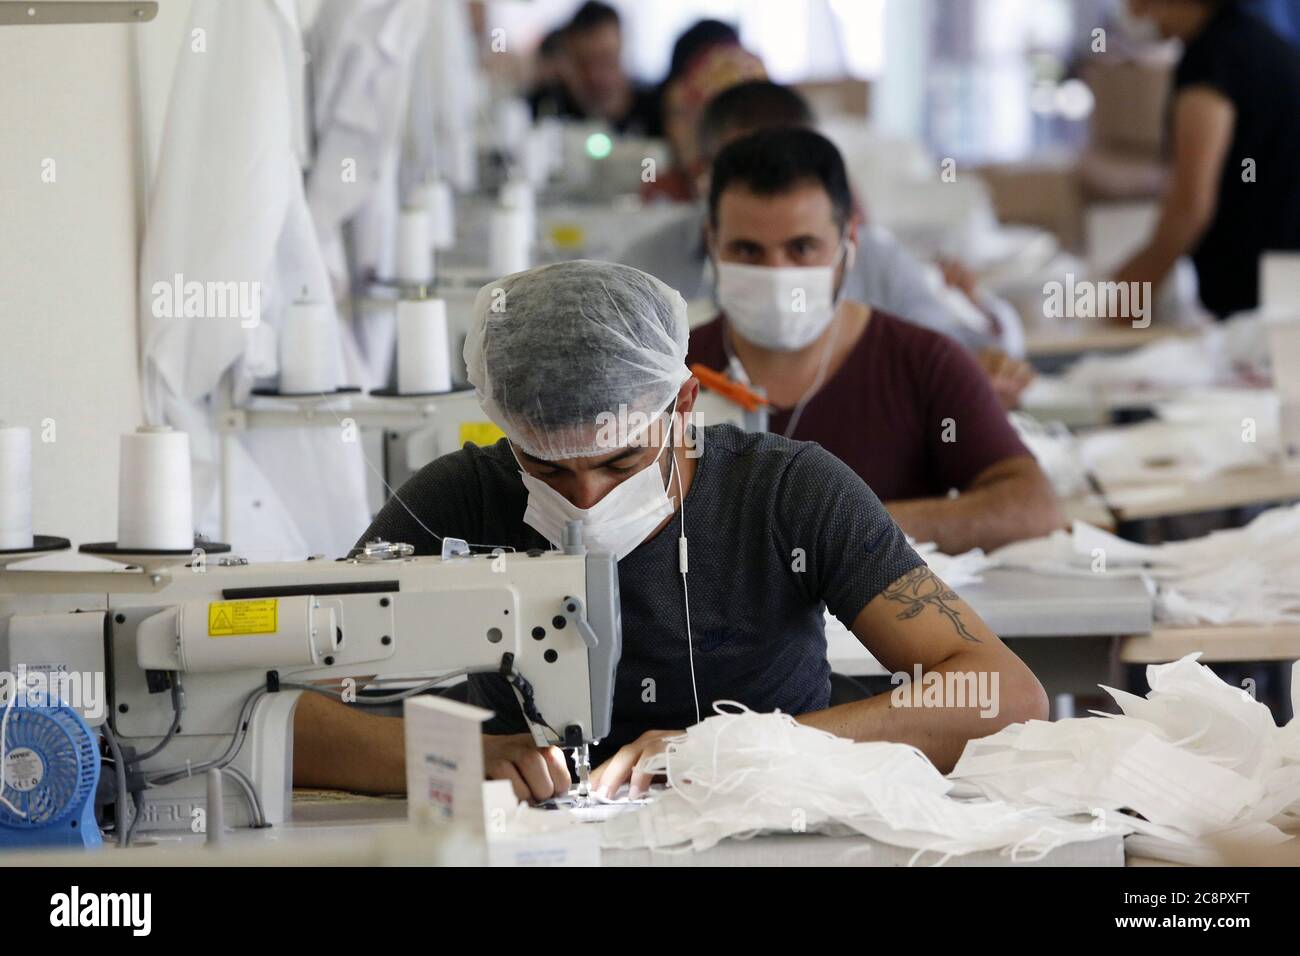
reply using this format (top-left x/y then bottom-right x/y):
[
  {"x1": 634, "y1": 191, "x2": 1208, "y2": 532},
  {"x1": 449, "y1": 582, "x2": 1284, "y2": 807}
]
[
  {"x1": 648, "y1": 20, "x2": 765, "y2": 203},
  {"x1": 530, "y1": 1, "x2": 662, "y2": 136},
  {"x1": 688, "y1": 128, "x2": 1062, "y2": 553},
  {"x1": 620, "y1": 81, "x2": 1035, "y2": 407},
  {"x1": 526, "y1": 28, "x2": 569, "y2": 118},
  {"x1": 1114, "y1": 0, "x2": 1300, "y2": 318}
]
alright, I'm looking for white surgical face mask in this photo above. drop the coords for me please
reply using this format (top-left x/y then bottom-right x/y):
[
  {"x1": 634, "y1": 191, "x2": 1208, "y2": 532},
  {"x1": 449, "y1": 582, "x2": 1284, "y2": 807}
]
[
  {"x1": 715, "y1": 241, "x2": 854, "y2": 351},
  {"x1": 514, "y1": 409, "x2": 677, "y2": 561}
]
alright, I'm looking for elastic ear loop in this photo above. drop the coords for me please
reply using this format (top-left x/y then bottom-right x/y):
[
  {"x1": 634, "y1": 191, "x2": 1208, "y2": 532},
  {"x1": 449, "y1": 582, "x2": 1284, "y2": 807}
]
[
  {"x1": 672, "y1": 407, "x2": 702, "y2": 728},
  {"x1": 630, "y1": 407, "x2": 703, "y2": 802},
  {"x1": 782, "y1": 237, "x2": 855, "y2": 439}
]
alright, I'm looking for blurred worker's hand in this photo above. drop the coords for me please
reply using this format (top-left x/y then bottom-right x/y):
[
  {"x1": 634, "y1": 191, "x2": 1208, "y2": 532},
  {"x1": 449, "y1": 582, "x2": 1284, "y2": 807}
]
[
  {"x1": 977, "y1": 348, "x2": 1035, "y2": 410},
  {"x1": 589, "y1": 729, "x2": 681, "y2": 800},
  {"x1": 937, "y1": 257, "x2": 980, "y2": 299},
  {"x1": 483, "y1": 733, "x2": 571, "y2": 803}
]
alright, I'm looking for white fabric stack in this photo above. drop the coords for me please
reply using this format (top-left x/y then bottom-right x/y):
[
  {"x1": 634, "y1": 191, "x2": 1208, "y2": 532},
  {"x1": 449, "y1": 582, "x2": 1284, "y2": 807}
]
[
  {"x1": 600, "y1": 703, "x2": 1118, "y2": 863},
  {"x1": 1078, "y1": 410, "x2": 1277, "y2": 487},
  {"x1": 1010, "y1": 413, "x2": 1091, "y2": 497},
  {"x1": 994, "y1": 509, "x2": 1300, "y2": 627},
  {"x1": 1066, "y1": 311, "x2": 1268, "y2": 392},
  {"x1": 911, "y1": 539, "x2": 995, "y2": 589},
  {"x1": 951, "y1": 655, "x2": 1300, "y2": 864}
]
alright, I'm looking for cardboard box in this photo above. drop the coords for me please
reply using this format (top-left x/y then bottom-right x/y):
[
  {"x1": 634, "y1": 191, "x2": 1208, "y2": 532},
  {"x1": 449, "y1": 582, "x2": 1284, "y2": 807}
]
[
  {"x1": 974, "y1": 158, "x2": 1085, "y2": 252},
  {"x1": 1081, "y1": 56, "x2": 1174, "y2": 157},
  {"x1": 794, "y1": 78, "x2": 872, "y2": 120}
]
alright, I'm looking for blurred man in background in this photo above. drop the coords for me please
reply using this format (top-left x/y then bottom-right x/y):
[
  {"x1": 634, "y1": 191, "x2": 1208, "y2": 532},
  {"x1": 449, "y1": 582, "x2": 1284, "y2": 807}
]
[
  {"x1": 688, "y1": 128, "x2": 1062, "y2": 554},
  {"x1": 526, "y1": 28, "x2": 568, "y2": 118},
  {"x1": 528, "y1": 1, "x2": 662, "y2": 136},
  {"x1": 1114, "y1": 0, "x2": 1300, "y2": 318},
  {"x1": 648, "y1": 19, "x2": 763, "y2": 202},
  {"x1": 619, "y1": 81, "x2": 1035, "y2": 407}
]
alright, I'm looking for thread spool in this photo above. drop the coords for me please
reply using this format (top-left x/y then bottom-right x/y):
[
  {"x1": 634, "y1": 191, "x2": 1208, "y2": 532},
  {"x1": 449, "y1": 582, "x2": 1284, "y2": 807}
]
[
  {"x1": 500, "y1": 180, "x2": 536, "y2": 246},
  {"x1": 489, "y1": 204, "x2": 531, "y2": 278},
  {"x1": 0, "y1": 425, "x2": 33, "y2": 550},
  {"x1": 421, "y1": 179, "x2": 456, "y2": 251},
  {"x1": 493, "y1": 97, "x2": 533, "y2": 156},
  {"x1": 448, "y1": 134, "x2": 478, "y2": 193},
  {"x1": 279, "y1": 301, "x2": 340, "y2": 394},
  {"x1": 396, "y1": 207, "x2": 434, "y2": 286},
  {"x1": 397, "y1": 298, "x2": 452, "y2": 394},
  {"x1": 523, "y1": 127, "x2": 553, "y2": 186},
  {"x1": 117, "y1": 426, "x2": 193, "y2": 551}
]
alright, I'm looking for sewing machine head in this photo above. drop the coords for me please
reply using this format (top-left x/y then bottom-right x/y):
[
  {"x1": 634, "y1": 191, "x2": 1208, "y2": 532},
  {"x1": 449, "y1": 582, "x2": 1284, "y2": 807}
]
[{"x1": 0, "y1": 540, "x2": 621, "y2": 833}]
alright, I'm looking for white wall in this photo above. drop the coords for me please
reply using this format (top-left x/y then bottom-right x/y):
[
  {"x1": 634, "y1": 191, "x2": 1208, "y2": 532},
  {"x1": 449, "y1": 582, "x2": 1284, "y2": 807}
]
[{"x1": 0, "y1": 22, "x2": 146, "y2": 545}]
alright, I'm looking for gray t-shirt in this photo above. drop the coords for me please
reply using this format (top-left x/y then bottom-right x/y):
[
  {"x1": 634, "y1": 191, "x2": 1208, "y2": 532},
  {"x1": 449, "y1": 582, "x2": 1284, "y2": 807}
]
[{"x1": 358, "y1": 424, "x2": 922, "y2": 762}]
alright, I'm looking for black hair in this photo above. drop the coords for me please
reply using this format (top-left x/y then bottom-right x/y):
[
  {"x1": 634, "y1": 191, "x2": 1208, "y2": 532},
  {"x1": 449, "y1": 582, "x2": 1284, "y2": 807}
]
[
  {"x1": 668, "y1": 19, "x2": 740, "y2": 81},
  {"x1": 696, "y1": 80, "x2": 815, "y2": 163},
  {"x1": 567, "y1": 1, "x2": 620, "y2": 35},
  {"x1": 539, "y1": 28, "x2": 565, "y2": 57},
  {"x1": 708, "y1": 127, "x2": 852, "y2": 231}
]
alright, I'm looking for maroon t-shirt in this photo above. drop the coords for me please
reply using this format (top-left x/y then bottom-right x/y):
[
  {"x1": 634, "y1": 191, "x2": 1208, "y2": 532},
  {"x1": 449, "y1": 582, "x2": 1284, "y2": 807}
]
[{"x1": 687, "y1": 311, "x2": 1030, "y2": 502}]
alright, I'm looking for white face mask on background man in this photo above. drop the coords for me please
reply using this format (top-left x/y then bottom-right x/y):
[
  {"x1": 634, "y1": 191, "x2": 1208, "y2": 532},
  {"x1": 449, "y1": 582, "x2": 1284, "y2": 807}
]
[
  {"x1": 513, "y1": 404, "x2": 679, "y2": 561},
  {"x1": 714, "y1": 240, "x2": 856, "y2": 351}
]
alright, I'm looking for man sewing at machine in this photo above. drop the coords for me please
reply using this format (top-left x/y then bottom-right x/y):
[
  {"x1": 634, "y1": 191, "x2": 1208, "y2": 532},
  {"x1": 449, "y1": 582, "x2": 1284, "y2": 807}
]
[{"x1": 293, "y1": 260, "x2": 1048, "y2": 804}]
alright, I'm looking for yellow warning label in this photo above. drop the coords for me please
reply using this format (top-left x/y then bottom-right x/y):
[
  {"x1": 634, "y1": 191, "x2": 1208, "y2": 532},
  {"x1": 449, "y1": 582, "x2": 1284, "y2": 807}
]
[
  {"x1": 208, "y1": 599, "x2": 278, "y2": 638},
  {"x1": 459, "y1": 421, "x2": 507, "y2": 448}
]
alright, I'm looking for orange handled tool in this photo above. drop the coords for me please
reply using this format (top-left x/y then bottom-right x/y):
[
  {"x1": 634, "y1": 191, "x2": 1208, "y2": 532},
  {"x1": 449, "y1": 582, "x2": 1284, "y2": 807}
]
[{"x1": 690, "y1": 363, "x2": 769, "y2": 413}]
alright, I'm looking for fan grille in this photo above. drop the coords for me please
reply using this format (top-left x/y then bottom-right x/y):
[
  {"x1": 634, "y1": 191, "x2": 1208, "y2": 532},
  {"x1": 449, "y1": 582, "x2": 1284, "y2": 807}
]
[{"x1": 0, "y1": 704, "x2": 97, "y2": 828}]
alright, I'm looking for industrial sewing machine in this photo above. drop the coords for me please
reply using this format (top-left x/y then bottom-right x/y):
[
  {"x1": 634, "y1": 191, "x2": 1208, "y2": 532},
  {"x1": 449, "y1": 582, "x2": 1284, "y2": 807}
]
[{"x1": 0, "y1": 531, "x2": 620, "y2": 838}]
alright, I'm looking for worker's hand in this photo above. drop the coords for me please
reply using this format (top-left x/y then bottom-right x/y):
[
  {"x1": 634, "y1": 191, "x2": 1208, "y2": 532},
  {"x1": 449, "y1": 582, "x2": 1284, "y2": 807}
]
[
  {"x1": 482, "y1": 733, "x2": 571, "y2": 804},
  {"x1": 937, "y1": 257, "x2": 980, "y2": 299},
  {"x1": 976, "y1": 347, "x2": 1035, "y2": 409},
  {"x1": 589, "y1": 729, "x2": 681, "y2": 800}
]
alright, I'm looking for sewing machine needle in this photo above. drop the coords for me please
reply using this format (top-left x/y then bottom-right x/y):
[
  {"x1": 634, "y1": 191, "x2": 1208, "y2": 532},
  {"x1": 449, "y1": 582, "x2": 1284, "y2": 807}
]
[{"x1": 576, "y1": 743, "x2": 590, "y2": 803}]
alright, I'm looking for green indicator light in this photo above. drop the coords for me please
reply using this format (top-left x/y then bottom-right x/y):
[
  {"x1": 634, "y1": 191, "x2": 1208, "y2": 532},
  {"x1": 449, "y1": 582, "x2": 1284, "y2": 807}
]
[{"x1": 585, "y1": 132, "x2": 613, "y2": 159}]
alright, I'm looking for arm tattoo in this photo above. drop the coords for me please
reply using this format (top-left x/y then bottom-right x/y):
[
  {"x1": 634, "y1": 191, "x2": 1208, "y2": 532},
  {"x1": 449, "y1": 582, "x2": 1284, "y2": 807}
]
[{"x1": 880, "y1": 566, "x2": 982, "y2": 643}]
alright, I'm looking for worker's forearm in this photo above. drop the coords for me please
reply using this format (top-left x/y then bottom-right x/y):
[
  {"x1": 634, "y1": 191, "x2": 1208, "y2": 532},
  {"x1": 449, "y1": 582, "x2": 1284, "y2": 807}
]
[
  {"x1": 797, "y1": 650, "x2": 1048, "y2": 773},
  {"x1": 292, "y1": 691, "x2": 407, "y2": 794},
  {"x1": 1114, "y1": 204, "x2": 1211, "y2": 292},
  {"x1": 885, "y1": 473, "x2": 1063, "y2": 553}
]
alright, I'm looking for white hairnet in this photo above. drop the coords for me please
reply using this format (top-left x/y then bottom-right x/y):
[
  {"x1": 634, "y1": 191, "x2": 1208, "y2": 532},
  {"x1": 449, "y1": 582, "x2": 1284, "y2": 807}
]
[{"x1": 464, "y1": 260, "x2": 691, "y2": 460}]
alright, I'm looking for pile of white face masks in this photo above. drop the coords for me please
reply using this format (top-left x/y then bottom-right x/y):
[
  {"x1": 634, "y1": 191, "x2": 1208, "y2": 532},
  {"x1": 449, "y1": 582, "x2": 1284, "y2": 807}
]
[
  {"x1": 1058, "y1": 311, "x2": 1269, "y2": 392},
  {"x1": 599, "y1": 703, "x2": 1119, "y2": 864},
  {"x1": 994, "y1": 509, "x2": 1300, "y2": 627},
  {"x1": 1078, "y1": 411, "x2": 1278, "y2": 487},
  {"x1": 1009, "y1": 413, "x2": 1092, "y2": 498},
  {"x1": 951, "y1": 655, "x2": 1300, "y2": 864}
]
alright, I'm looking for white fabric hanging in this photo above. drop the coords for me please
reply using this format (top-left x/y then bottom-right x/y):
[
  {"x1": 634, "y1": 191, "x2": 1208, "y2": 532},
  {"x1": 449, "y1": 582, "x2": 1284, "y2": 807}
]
[
  {"x1": 139, "y1": 0, "x2": 369, "y2": 560},
  {"x1": 306, "y1": 0, "x2": 428, "y2": 296},
  {"x1": 400, "y1": 0, "x2": 482, "y2": 196}
]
